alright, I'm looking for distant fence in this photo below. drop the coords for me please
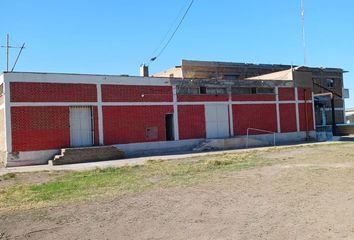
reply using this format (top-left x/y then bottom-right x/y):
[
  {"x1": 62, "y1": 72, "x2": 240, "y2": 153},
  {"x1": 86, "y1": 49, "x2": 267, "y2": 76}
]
[{"x1": 246, "y1": 128, "x2": 276, "y2": 148}]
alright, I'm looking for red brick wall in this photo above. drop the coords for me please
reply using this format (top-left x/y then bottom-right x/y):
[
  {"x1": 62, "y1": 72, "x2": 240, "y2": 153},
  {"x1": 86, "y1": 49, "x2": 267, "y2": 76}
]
[
  {"x1": 92, "y1": 106, "x2": 99, "y2": 145},
  {"x1": 102, "y1": 106, "x2": 173, "y2": 145},
  {"x1": 279, "y1": 104, "x2": 297, "y2": 132},
  {"x1": 278, "y1": 88, "x2": 295, "y2": 101},
  {"x1": 299, "y1": 103, "x2": 314, "y2": 131},
  {"x1": 102, "y1": 85, "x2": 172, "y2": 102},
  {"x1": 11, "y1": 107, "x2": 70, "y2": 151},
  {"x1": 233, "y1": 104, "x2": 277, "y2": 135},
  {"x1": 177, "y1": 95, "x2": 228, "y2": 102},
  {"x1": 178, "y1": 105, "x2": 206, "y2": 139},
  {"x1": 0, "y1": 109, "x2": 5, "y2": 152},
  {"x1": 297, "y1": 88, "x2": 312, "y2": 100},
  {"x1": 10, "y1": 82, "x2": 97, "y2": 102},
  {"x1": 232, "y1": 94, "x2": 275, "y2": 101}
]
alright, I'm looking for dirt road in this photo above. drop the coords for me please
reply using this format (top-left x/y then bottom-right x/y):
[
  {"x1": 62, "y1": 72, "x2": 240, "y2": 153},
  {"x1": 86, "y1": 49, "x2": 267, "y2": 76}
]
[{"x1": 1, "y1": 143, "x2": 354, "y2": 239}]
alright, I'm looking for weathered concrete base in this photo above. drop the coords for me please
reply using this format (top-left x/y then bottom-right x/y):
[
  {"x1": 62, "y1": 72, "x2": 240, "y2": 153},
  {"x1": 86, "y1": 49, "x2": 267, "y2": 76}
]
[
  {"x1": 0, "y1": 151, "x2": 6, "y2": 167},
  {"x1": 193, "y1": 131, "x2": 316, "y2": 151},
  {"x1": 114, "y1": 139, "x2": 204, "y2": 157},
  {"x1": 5, "y1": 149, "x2": 60, "y2": 167},
  {"x1": 49, "y1": 146, "x2": 124, "y2": 165},
  {"x1": 2, "y1": 132, "x2": 316, "y2": 167}
]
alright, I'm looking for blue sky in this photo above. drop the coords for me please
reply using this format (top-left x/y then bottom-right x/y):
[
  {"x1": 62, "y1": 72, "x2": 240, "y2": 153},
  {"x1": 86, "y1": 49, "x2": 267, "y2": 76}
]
[{"x1": 1, "y1": 0, "x2": 353, "y2": 107}]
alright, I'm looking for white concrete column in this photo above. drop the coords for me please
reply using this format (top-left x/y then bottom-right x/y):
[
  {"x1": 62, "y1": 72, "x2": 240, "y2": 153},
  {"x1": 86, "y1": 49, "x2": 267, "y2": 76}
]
[
  {"x1": 294, "y1": 87, "x2": 300, "y2": 132},
  {"x1": 4, "y1": 77, "x2": 12, "y2": 153},
  {"x1": 172, "y1": 85, "x2": 180, "y2": 140},
  {"x1": 311, "y1": 92, "x2": 316, "y2": 130},
  {"x1": 342, "y1": 87, "x2": 346, "y2": 123},
  {"x1": 96, "y1": 84, "x2": 104, "y2": 145},
  {"x1": 275, "y1": 87, "x2": 281, "y2": 133},
  {"x1": 228, "y1": 89, "x2": 234, "y2": 137}
]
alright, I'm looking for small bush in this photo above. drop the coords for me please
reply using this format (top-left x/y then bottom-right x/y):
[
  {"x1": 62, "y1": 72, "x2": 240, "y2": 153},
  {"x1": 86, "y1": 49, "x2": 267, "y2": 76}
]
[
  {"x1": 146, "y1": 159, "x2": 164, "y2": 164},
  {"x1": 0, "y1": 173, "x2": 16, "y2": 181},
  {"x1": 206, "y1": 159, "x2": 233, "y2": 166}
]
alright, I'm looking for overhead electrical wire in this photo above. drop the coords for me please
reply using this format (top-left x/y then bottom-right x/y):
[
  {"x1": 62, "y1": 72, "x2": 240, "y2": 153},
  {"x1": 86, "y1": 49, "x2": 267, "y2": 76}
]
[
  {"x1": 150, "y1": 0, "x2": 192, "y2": 58},
  {"x1": 147, "y1": 0, "x2": 195, "y2": 65}
]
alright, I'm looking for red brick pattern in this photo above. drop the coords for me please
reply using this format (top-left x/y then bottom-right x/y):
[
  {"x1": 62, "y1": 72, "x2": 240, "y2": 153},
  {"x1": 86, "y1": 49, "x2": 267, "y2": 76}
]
[
  {"x1": 299, "y1": 103, "x2": 314, "y2": 131},
  {"x1": 11, "y1": 107, "x2": 70, "y2": 151},
  {"x1": 232, "y1": 94, "x2": 275, "y2": 101},
  {"x1": 177, "y1": 95, "x2": 228, "y2": 102},
  {"x1": 279, "y1": 104, "x2": 297, "y2": 132},
  {"x1": 233, "y1": 104, "x2": 277, "y2": 135},
  {"x1": 102, "y1": 106, "x2": 173, "y2": 145},
  {"x1": 278, "y1": 88, "x2": 295, "y2": 101},
  {"x1": 92, "y1": 106, "x2": 99, "y2": 145},
  {"x1": 10, "y1": 82, "x2": 97, "y2": 102},
  {"x1": 102, "y1": 85, "x2": 172, "y2": 102},
  {"x1": 297, "y1": 88, "x2": 312, "y2": 100},
  {"x1": 178, "y1": 105, "x2": 206, "y2": 139},
  {"x1": 0, "y1": 109, "x2": 5, "y2": 151},
  {"x1": 6, "y1": 81, "x2": 315, "y2": 152}
]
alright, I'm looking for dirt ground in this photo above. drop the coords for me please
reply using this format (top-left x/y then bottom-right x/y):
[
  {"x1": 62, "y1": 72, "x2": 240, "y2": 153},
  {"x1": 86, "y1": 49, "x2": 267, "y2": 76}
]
[{"x1": 1, "y1": 143, "x2": 354, "y2": 240}]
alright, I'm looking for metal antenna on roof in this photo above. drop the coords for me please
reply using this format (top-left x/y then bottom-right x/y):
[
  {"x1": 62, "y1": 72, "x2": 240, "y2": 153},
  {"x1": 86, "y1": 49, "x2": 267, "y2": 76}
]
[
  {"x1": 301, "y1": 0, "x2": 307, "y2": 66},
  {"x1": 0, "y1": 34, "x2": 26, "y2": 72}
]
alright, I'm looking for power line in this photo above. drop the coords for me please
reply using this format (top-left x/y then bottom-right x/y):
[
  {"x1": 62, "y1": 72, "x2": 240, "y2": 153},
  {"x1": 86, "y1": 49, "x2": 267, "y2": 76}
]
[
  {"x1": 148, "y1": 0, "x2": 195, "y2": 65},
  {"x1": 150, "y1": 0, "x2": 192, "y2": 58}
]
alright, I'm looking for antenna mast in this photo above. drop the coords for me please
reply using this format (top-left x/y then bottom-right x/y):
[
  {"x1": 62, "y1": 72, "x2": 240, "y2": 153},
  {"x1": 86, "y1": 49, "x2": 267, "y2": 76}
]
[
  {"x1": 301, "y1": 0, "x2": 307, "y2": 66},
  {"x1": 1, "y1": 34, "x2": 26, "y2": 72},
  {"x1": 6, "y1": 34, "x2": 9, "y2": 72}
]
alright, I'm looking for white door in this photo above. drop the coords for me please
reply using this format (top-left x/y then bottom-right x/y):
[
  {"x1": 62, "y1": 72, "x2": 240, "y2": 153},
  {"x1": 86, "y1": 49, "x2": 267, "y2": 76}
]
[
  {"x1": 205, "y1": 104, "x2": 230, "y2": 139},
  {"x1": 70, "y1": 107, "x2": 93, "y2": 147}
]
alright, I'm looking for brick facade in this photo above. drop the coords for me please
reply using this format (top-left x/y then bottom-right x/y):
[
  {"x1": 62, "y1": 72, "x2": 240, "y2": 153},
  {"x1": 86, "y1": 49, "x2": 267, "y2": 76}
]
[
  {"x1": 102, "y1": 85, "x2": 172, "y2": 102},
  {"x1": 177, "y1": 95, "x2": 228, "y2": 102},
  {"x1": 10, "y1": 82, "x2": 97, "y2": 102},
  {"x1": 278, "y1": 88, "x2": 295, "y2": 101},
  {"x1": 232, "y1": 94, "x2": 276, "y2": 101},
  {"x1": 102, "y1": 106, "x2": 173, "y2": 145},
  {"x1": 1, "y1": 73, "x2": 316, "y2": 157},
  {"x1": 11, "y1": 107, "x2": 70, "y2": 151},
  {"x1": 279, "y1": 104, "x2": 297, "y2": 133},
  {"x1": 178, "y1": 105, "x2": 206, "y2": 139},
  {"x1": 0, "y1": 109, "x2": 5, "y2": 152},
  {"x1": 232, "y1": 104, "x2": 278, "y2": 135},
  {"x1": 299, "y1": 103, "x2": 315, "y2": 131}
]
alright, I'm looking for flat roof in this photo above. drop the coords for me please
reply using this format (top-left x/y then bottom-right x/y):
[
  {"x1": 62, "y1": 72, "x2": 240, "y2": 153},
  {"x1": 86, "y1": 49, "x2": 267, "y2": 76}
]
[{"x1": 181, "y1": 59, "x2": 346, "y2": 72}]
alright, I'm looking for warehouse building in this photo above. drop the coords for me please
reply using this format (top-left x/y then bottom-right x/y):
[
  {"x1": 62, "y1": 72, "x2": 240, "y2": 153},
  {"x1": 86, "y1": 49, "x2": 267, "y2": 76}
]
[{"x1": 0, "y1": 70, "x2": 315, "y2": 166}]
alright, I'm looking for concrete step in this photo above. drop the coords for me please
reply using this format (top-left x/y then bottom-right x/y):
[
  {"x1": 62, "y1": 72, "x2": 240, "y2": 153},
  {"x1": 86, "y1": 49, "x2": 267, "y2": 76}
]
[{"x1": 49, "y1": 146, "x2": 124, "y2": 166}]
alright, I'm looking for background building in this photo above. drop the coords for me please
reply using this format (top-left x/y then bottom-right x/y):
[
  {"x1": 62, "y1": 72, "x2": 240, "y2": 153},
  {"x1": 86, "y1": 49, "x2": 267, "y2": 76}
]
[{"x1": 154, "y1": 59, "x2": 348, "y2": 126}]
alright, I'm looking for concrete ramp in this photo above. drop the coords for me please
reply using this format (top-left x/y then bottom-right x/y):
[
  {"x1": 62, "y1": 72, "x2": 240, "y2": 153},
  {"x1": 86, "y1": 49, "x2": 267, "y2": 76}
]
[
  {"x1": 192, "y1": 132, "x2": 316, "y2": 152},
  {"x1": 49, "y1": 146, "x2": 124, "y2": 165}
]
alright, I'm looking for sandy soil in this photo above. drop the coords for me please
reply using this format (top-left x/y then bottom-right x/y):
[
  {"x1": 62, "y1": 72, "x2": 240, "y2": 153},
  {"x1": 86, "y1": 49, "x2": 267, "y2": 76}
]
[{"x1": 1, "y1": 144, "x2": 354, "y2": 240}]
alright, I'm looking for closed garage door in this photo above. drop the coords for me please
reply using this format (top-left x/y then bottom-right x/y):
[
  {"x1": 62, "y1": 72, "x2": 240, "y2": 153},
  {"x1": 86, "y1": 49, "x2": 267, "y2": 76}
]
[{"x1": 205, "y1": 104, "x2": 230, "y2": 139}]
